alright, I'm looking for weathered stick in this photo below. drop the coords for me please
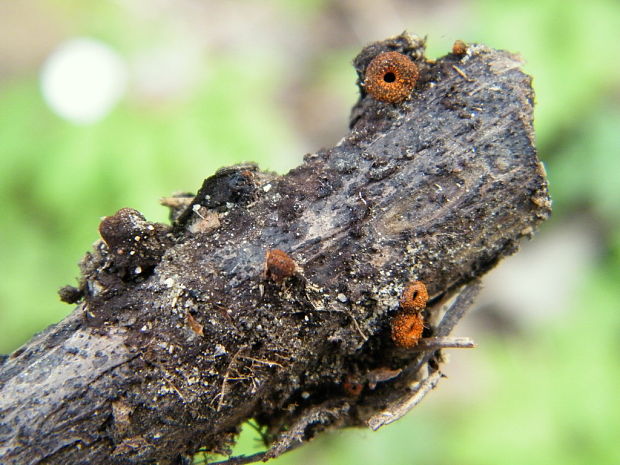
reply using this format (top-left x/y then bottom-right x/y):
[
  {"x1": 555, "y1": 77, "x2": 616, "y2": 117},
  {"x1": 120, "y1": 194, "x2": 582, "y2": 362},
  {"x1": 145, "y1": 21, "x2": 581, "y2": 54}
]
[{"x1": 0, "y1": 33, "x2": 550, "y2": 465}]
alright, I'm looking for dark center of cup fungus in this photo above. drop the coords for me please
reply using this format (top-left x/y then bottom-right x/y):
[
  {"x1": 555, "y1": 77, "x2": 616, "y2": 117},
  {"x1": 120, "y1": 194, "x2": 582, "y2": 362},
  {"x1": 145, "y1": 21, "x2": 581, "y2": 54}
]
[
  {"x1": 363, "y1": 51, "x2": 419, "y2": 103},
  {"x1": 400, "y1": 281, "x2": 429, "y2": 313}
]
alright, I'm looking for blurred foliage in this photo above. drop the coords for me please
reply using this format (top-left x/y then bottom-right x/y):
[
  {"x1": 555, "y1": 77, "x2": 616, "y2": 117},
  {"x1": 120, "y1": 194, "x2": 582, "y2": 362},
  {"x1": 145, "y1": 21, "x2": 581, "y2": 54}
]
[{"x1": 1, "y1": 0, "x2": 619, "y2": 464}]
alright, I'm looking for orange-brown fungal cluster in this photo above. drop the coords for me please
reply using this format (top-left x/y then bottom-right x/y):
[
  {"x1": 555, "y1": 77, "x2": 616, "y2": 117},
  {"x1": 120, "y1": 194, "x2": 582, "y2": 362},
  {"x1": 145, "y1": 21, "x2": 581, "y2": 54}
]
[
  {"x1": 265, "y1": 249, "x2": 297, "y2": 282},
  {"x1": 391, "y1": 281, "x2": 429, "y2": 348},
  {"x1": 452, "y1": 40, "x2": 468, "y2": 56},
  {"x1": 391, "y1": 311, "x2": 424, "y2": 349},
  {"x1": 363, "y1": 51, "x2": 419, "y2": 103},
  {"x1": 400, "y1": 281, "x2": 429, "y2": 313}
]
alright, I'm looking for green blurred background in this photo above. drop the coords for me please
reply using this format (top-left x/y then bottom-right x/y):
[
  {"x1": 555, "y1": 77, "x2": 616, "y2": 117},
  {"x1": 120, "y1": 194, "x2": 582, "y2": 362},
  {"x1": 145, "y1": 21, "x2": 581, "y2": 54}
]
[{"x1": 1, "y1": 1, "x2": 619, "y2": 464}]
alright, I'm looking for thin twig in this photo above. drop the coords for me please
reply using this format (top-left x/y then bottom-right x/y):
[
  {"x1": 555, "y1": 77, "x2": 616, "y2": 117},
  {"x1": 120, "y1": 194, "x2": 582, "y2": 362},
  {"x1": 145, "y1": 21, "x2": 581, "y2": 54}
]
[
  {"x1": 452, "y1": 64, "x2": 473, "y2": 81},
  {"x1": 412, "y1": 336, "x2": 476, "y2": 351},
  {"x1": 207, "y1": 451, "x2": 266, "y2": 465},
  {"x1": 216, "y1": 348, "x2": 244, "y2": 412},
  {"x1": 367, "y1": 370, "x2": 443, "y2": 431},
  {"x1": 435, "y1": 281, "x2": 482, "y2": 337},
  {"x1": 348, "y1": 311, "x2": 368, "y2": 341},
  {"x1": 238, "y1": 356, "x2": 284, "y2": 368},
  {"x1": 206, "y1": 429, "x2": 309, "y2": 465}
]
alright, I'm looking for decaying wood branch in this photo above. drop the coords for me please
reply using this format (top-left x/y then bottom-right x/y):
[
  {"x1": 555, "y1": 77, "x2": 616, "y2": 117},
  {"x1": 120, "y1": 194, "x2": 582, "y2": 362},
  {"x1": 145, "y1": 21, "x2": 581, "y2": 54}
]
[{"x1": 0, "y1": 33, "x2": 550, "y2": 465}]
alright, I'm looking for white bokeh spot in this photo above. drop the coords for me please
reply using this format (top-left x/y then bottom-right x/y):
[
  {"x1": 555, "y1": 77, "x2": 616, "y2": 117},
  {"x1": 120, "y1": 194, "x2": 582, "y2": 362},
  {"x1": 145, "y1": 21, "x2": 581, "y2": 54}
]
[{"x1": 40, "y1": 38, "x2": 128, "y2": 124}]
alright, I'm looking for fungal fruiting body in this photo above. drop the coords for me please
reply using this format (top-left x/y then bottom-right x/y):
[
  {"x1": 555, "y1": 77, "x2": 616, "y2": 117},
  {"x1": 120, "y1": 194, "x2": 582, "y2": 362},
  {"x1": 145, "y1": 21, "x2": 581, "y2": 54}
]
[
  {"x1": 391, "y1": 281, "x2": 429, "y2": 348},
  {"x1": 400, "y1": 281, "x2": 429, "y2": 313},
  {"x1": 452, "y1": 39, "x2": 468, "y2": 56},
  {"x1": 363, "y1": 51, "x2": 419, "y2": 103},
  {"x1": 97, "y1": 207, "x2": 172, "y2": 273},
  {"x1": 342, "y1": 376, "x2": 363, "y2": 397},
  {"x1": 265, "y1": 249, "x2": 297, "y2": 282},
  {"x1": 391, "y1": 311, "x2": 425, "y2": 349},
  {"x1": 98, "y1": 207, "x2": 147, "y2": 251}
]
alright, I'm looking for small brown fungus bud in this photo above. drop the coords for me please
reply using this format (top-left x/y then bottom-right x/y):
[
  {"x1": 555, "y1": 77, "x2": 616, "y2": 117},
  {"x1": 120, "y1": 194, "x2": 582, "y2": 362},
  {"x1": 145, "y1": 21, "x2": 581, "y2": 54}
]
[
  {"x1": 97, "y1": 207, "x2": 171, "y2": 273},
  {"x1": 98, "y1": 207, "x2": 147, "y2": 250},
  {"x1": 363, "y1": 51, "x2": 419, "y2": 103},
  {"x1": 400, "y1": 281, "x2": 429, "y2": 313},
  {"x1": 452, "y1": 39, "x2": 468, "y2": 56},
  {"x1": 265, "y1": 249, "x2": 296, "y2": 282},
  {"x1": 391, "y1": 311, "x2": 424, "y2": 348}
]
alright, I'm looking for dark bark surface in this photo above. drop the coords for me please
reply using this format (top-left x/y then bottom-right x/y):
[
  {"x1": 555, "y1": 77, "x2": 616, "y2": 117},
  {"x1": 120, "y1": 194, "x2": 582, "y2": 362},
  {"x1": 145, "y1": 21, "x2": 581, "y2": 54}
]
[{"x1": 0, "y1": 33, "x2": 551, "y2": 465}]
